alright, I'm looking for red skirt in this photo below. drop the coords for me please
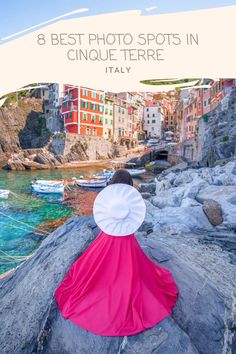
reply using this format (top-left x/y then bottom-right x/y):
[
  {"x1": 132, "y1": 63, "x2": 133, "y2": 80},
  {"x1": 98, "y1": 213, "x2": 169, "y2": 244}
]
[{"x1": 55, "y1": 231, "x2": 178, "y2": 336}]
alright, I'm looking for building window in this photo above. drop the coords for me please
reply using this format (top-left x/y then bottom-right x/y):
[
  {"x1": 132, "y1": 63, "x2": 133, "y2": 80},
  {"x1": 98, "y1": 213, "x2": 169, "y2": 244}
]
[
  {"x1": 83, "y1": 113, "x2": 87, "y2": 121},
  {"x1": 110, "y1": 110, "x2": 112, "y2": 115},
  {"x1": 83, "y1": 89, "x2": 88, "y2": 96},
  {"x1": 105, "y1": 118, "x2": 108, "y2": 124},
  {"x1": 63, "y1": 102, "x2": 69, "y2": 108},
  {"x1": 208, "y1": 98, "x2": 211, "y2": 105},
  {"x1": 147, "y1": 114, "x2": 149, "y2": 118},
  {"x1": 147, "y1": 120, "x2": 150, "y2": 124},
  {"x1": 110, "y1": 120, "x2": 113, "y2": 125},
  {"x1": 122, "y1": 109, "x2": 125, "y2": 114},
  {"x1": 119, "y1": 128, "x2": 121, "y2": 136},
  {"x1": 99, "y1": 116, "x2": 103, "y2": 123},
  {"x1": 91, "y1": 115, "x2": 95, "y2": 122},
  {"x1": 93, "y1": 128, "x2": 97, "y2": 136},
  {"x1": 86, "y1": 126, "x2": 90, "y2": 135},
  {"x1": 99, "y1": 105, "x2": 104, "y2": 112},
  {"x1": 99, "y1": 94, "x2": 103, "y2": 101},
  {"x1": 147, "y1": 108, "x2": 149, "y2": 112},
  {"x1": 152, "y1": 120, "x2": 155, "y2": 123},
  {"x1": 152, "y1": 114, "x2": 155, "y2": 117},
  {"x1": 105, "y1": 99, "x2": 108, "y2": 105},
  {"x1": 204, "y1": 101, "x2": 207, "y2": 107},
  {"x1": 118, "y1": 107, "x2": 121, "y2": 113},
  {"x1": 105, "y1": 108, "x2": 108, "y2": 114},
  {"x1": 92, "y1": 92, "x2": 97, "y2": 99},
  {"x1": 69, "y1": 112, "x2": 72, "y2": 119}
]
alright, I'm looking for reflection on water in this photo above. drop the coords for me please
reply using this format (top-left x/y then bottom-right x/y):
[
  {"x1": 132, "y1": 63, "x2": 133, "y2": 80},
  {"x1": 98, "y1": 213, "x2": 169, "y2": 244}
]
[{"x1": 0, "y1": 167, "x2": 152, "y2": 274}]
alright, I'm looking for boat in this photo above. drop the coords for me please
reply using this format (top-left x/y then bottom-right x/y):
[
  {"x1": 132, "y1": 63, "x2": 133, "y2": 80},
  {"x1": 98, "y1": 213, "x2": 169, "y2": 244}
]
[
  {"x1": 94, "y1": 169, "x2": 115, "y2": 180},
  {"x1": 76, "y1": 177, "x2": 108, "y2": 188},
  {"x1": 125, "y1": 163, "x2": 146, "y2": 177},
  {"x1": 0, "y1": 189, "x2": 10, "y2": 199},
  {"x1": 32, "y1": 178, "x2": 77, "y2": 186},
  {"x1": 31, "y1": 183, "x2": 64, "y2": 194},
  {"x1": 126, "y1": 168, "x2": 146, "y2": 177}
]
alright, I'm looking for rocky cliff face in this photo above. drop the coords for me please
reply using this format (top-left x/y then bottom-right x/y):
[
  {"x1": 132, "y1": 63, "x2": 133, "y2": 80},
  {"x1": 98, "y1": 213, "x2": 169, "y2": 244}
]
[
  {"x1": 0, "y1": 98, "x2": 50, "y2": 158},
  {"x1": 0, "y1": 161, "x2": 236, "y2": 354},
  {"x1": 198, "y1": 88, "x2": 236, "y2": 166}
]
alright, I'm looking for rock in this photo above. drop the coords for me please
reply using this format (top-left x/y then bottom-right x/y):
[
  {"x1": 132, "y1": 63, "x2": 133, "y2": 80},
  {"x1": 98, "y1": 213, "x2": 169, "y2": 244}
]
[
  {"x1": 222, "y1": 160, "x2": 236, "y2": 175},
  {"x1": 202, "y1": 199, "x2": 223, "y2": 226},
  {"x1": 151, "y1": 160, "x2": 171, "y2": 173},
  {"x1": 151, "y1": 194, "x2": 181, "y2": 209},
  {"x1": 159, "y1": 171, "x2": 176, "y2": 184},
  {"x1": 144, "y1": 232, "x2": 236, "y2": 354},
  {"x1": 141, "y1": 192, "x2": 152, "y2": 200},
  {"x1": 0, "y1": 215, "x2": 235, "y2": 354},
  {"x1": 213, "y1": 173, "x2": 236, "y2": 186},
  {"x1": 183, "y1": 177, "x2": 207, "y2": 199},
  {"x1": 155, "y1": 179, "x2": 172, "y2": 193},
  {"x1": 146, "y1": 204, "x2": 214, "y2": 234},
  {"x1": 197, "y1": 185, "x2": 236, "y2": 225},
  {"x1": 138, "y1": 182, "x2": 156, "y2": 194},
  {"x1": 138, "y1": 221, "x2": 153, "y2": 234},
  {"x1": 173, "y1": 171, "x2": 193, "y2": 187},
  {"x1": 181, "y1": 198, "x2": 200, "y2": 208},
  {"x1": 120, "y1": 317, "x2": 198, "y2": 354},
  {"x1": 162, "y1": 162, "x2": 188, "y2": 175}
]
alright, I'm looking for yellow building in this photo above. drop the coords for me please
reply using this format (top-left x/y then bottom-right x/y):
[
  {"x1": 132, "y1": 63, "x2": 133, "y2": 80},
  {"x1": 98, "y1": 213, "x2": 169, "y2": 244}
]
[{"x1": 103, "y1": 95, "x2": 114, "y2": 140}]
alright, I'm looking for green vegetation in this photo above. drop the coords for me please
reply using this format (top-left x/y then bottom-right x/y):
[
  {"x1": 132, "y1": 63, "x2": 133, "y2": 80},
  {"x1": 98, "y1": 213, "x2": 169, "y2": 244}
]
[
  {"x1": 140, "y1": 78, "x2": 200, "y2": 86},
  {"x1": 202, "y1": 115, "x2": 209, "y2": 123}
]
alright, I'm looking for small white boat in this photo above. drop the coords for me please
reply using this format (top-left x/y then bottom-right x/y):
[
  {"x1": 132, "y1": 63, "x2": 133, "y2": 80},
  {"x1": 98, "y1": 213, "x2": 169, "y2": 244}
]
[
  {"x1": 95, "y1": 169, "x2": 115, "y2": 180},
  {"x1": 31, "y1": 183, "x2": 64, "y2": 194},
  {"x1": 76, "y1": 178, "x2": 108, "y2": 188},
  {"x1": 0, "y1": 189, "x2": 10, "y2": 199},
  {"x1": 125, "y1": 163, "x2": 146, "y2": 177},
  {"x1": 126, "y1": 168, "x2": 146, "y2": 177},
  {"x1": 32, "y1": 179, "x2": 76, "y2": 186}
]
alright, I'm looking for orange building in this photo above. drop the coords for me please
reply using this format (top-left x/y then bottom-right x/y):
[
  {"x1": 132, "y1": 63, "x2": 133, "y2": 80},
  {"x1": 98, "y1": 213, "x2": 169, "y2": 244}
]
[{"x1": 62, "y1": 85, "x2": 104, "y2": 136}]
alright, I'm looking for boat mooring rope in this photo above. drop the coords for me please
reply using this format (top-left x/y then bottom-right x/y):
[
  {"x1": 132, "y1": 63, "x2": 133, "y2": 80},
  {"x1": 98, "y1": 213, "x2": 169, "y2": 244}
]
[
  {"x1": 0, "y1": 249, "x2": 32, "y2": 264},
  {"x1": 0, "y1": 211, "x2": 49, "y2": 236}
]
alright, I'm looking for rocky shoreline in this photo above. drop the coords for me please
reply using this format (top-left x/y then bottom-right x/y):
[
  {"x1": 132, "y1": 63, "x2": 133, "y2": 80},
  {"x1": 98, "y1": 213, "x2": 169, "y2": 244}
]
[{"x1": 0, "y1": 160, "x2": 236, "y2": 353}]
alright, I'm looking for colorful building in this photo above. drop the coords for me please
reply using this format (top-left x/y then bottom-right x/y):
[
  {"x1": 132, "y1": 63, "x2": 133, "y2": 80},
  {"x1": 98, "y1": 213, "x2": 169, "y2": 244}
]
[
  {"x1": 103, "y1": 95, "x2": 114, "y2": 140},
  {"x1": 62, "y1": 85, "x2": 105, "y2": 136},
  {"x1": 143, "y1": 102, "x2": 163, "y2": 139},
  {"x1": 113, "y1": 97, "x2": 129, "y2": 140}
]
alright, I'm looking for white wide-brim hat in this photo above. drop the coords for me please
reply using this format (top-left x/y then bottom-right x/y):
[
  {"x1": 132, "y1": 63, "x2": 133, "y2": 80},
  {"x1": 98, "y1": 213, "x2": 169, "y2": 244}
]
[{"x1": 93, "y1": 183, "x2": 146, "y2": 236}]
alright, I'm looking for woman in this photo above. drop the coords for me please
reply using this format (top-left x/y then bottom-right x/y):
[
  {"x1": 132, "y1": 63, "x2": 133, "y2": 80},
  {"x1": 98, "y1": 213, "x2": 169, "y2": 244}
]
[{"x1": 55, "y1": 169, "x2": 178, "y2": 336}]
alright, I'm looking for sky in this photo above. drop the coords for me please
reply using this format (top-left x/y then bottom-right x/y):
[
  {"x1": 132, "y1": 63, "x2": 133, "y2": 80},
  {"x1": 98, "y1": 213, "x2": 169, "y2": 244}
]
[{"x1": 1, "y1": 0, "x2": 236, "y2": 40}]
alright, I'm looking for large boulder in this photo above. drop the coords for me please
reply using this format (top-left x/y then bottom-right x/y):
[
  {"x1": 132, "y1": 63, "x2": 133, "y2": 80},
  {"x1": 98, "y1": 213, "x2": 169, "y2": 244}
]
[
  {"x1": 1, "y1": 215, "x2": 235, "y2": 353},
  {"x1": 148, "y1": 205, "x2": 214, "y2": 235},
  {"x1": 197, "y1": 185, "x2": 236, "y2": 225},
  {"x1": 0, "y1": 216, "x2": 198, "y2": 354},
  {"x1": 202, "y1": 199, "x2": 223, "y2": 226}
]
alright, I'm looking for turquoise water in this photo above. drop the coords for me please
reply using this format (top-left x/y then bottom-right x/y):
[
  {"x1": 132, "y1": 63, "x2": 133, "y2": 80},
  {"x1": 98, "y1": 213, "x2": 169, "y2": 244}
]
[{"x1": 0, "y1": 166, "x2": 106, "y2": 275}]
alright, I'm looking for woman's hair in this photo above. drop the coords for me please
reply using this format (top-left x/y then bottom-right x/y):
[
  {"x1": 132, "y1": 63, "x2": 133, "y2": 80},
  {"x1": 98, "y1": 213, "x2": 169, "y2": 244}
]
[{"x1": 108, "y1": 169, "x2": 133, "y2": 186}]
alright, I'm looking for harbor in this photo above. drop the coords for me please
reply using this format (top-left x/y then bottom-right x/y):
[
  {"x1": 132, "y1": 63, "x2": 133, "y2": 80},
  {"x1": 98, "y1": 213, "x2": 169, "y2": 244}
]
[{"x1": 0, "y1": 162, "x2": 152, "y2": 275}]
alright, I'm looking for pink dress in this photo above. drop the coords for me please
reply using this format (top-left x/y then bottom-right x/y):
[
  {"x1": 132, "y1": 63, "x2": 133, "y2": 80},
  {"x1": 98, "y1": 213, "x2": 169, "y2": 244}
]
[{"x1": 55, "y1": 231, "x2": 178, "y2": 336}]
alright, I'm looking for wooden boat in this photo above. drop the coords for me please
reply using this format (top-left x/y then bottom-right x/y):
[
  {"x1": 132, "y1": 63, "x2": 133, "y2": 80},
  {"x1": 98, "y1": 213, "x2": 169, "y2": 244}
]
[
  {"x1": 32, "y1": 179, "x2": 77, "y2": 186},
  {"x1": 76, "y1": 177, "x2": 108, "y2": 188},
  {"x1": 31, "y1": 183, "x2": 64, "y2": 194},
  {"x1": 0, "y1": 189, "x2": 10, "y2": 199},
  {"x1": 125, "y1": 163, "x2": 146, "y2": 177},
  {"x1": 126, "y1": 168, "x2": 146, "y2": 177}
]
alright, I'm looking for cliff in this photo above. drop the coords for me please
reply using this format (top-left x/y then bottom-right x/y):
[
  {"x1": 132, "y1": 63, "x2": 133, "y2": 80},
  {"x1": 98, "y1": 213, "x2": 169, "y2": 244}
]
[{"x1": 0, "y1": 98, "x2": 50, "y2": 159}]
